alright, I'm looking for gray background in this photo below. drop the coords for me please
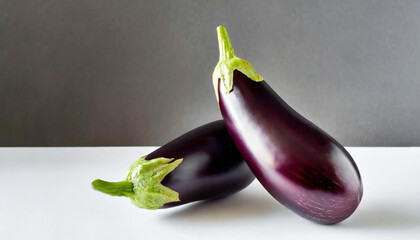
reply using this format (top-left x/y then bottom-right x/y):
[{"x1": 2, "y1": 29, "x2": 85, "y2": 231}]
[{"x1": 1, "y1": 0, "x2": 420, "y2": 146}]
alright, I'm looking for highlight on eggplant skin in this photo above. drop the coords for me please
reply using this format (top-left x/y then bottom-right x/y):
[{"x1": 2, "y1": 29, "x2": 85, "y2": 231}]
[
  {"x1": 92, "y1": 120, "x2": 255, "y2": 209},
  {"x1": 213, "y1": 26, "x2": 363, "y2": 224}
]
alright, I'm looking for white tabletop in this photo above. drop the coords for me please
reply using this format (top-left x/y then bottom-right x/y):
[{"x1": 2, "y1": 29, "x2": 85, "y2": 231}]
[{"x1": 1, "y1": 147, "x2": 419, "y2": 240}]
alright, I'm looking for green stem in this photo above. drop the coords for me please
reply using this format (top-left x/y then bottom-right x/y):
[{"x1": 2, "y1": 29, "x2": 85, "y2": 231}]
[
  {"x1": 217, "y1": 26, "x2": 236, "y2": 61},
  {"x1": 92, "y1": 179, "x2": 133, "y2": 197},
  {"x1": 213, "y1": 26, "x2": 263, "y2": 99},
  {"x1": 91, "y1": 156, "x2": 183, "y2": 209}
]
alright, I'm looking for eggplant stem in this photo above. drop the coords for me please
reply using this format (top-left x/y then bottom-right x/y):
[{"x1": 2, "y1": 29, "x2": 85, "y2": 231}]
[
  {"x1": 92, "y1": 156, "x2": 183, "y2": 209},
  {"x1": 213, "y1": 26, "x2": 263, "y2": 101},
  {"x1": 217, "y1": 26, "x2": 236, "y2": 61},
  {"x1": 91, "y1": 179, "x2": 134, "y2": 197}
]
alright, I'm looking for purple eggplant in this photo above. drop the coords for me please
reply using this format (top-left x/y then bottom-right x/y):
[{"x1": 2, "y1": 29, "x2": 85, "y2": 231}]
[
  {"x1": 212, "y1": 26, "x2": 363, "y2": 224},
  {"x1": 92, "y1": 120, "x2": 255, "y2": 209}
]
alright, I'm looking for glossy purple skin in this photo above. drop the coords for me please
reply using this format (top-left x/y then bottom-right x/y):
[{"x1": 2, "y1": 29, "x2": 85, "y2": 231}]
[
  {"x1": 146, "y1": 120, "x2": 255, "y2": 208},
  {"x1": 218, "y1": 71, "x2": 363, "y2": 224}
]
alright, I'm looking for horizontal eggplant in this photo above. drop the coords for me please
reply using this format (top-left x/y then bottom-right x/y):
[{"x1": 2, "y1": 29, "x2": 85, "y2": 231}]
[
  {"x1": 92, "y1": 120, "x2": 255, "y2": 209},
  {"x1": 212, "y1": 26, "x2": 363, "y2": 224}
]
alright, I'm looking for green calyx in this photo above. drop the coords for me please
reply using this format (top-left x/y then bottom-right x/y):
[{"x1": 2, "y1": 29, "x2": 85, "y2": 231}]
[
  {"x1": 92, "y1": 156, "x2": 183, "y2": 209},
  {"x1": 212, "y1": 25, "x2": 263, "y2": 101}
]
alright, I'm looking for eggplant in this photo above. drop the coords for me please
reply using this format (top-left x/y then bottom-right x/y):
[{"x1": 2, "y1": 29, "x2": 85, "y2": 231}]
[
  {"x1": 212, "y1": 26, "x2": 363, "y2": 224},
  {"x1": 92, "y1": 120, "x2": 255, "y2": 209}
]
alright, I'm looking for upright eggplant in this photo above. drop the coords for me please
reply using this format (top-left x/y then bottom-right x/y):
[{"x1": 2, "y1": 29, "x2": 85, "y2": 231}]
[
  {"x1": 92, "y1": 120, "x2": 255, "y2": 209},
  {"x1": 212, "y1": 26, "x2": 363, "y2": 224}
]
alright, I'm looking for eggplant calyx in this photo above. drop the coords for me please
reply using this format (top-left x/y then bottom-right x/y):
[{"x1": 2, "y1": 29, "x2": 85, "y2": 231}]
[
  {"x1": 212, "y1": 25, "x2": 263, "y2": 101},
  {"x1": 92, "y1": 156, "x2": 183, "y2": 209}
]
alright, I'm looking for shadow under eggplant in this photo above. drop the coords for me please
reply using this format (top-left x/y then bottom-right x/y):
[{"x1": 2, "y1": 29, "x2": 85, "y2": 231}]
[
  {"x1": 341, "y1": 206, "x2": 420, "y2": 229},
  {"x1": 161, "y1": 193, "x2": 284, "y2": 222}
]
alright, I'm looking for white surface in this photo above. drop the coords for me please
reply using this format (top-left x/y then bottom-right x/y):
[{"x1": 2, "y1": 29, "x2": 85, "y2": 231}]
[{"x1": 1, "y1": 147, "x2": 419, "y2": 240}]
